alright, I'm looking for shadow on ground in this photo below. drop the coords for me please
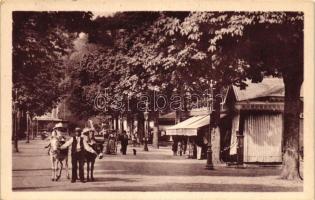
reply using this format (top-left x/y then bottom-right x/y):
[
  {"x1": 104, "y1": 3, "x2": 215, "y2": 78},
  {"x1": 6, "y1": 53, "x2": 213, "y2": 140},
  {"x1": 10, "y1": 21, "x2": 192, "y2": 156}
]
[
  {"x1": 62, "y1": 183, "x2": 303, "y2": 192},
  {"x1": 95, "y1": 161, "x2": 281, "y2": 177},
  {"x1": 90, "y1": 177, "x2": 138, "y2": 183},
  {"x1": 13, "y1": 186, "x2": 53, "y2": 191}
]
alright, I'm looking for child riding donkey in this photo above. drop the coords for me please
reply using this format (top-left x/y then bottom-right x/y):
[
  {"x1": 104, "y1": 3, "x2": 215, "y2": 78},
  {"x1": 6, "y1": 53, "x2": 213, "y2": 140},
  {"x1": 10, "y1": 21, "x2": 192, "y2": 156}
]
[
  {"x1": 45, "y1": 123, "x2": 66, "y2": 155},
  {"x1": 82, "y1": 127, "x2": 104, "y2": 182},
  {"x1": 46, "y1": 123, "x2": 69, "y2": 181}
]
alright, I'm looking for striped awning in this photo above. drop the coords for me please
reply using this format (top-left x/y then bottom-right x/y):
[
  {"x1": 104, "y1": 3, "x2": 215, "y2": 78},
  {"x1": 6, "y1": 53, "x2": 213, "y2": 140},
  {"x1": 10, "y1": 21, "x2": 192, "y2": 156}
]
[
  {"x1": 165, "y1": 115, "x2": 208, "y2": 136},
  {"x1": 166, "y1": 114, "x2": 227, "y2": 136}
]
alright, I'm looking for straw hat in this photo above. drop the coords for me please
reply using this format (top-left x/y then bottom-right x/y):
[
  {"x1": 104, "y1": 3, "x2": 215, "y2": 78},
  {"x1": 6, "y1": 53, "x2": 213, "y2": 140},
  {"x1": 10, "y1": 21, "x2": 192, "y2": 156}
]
[
  {"x1": 74, "y1": 127, "x2": 82, "y2": 132},
  {"x1": 82, "y1": 127, "x2": 91, "y2": 134},
  {"x1": 53, "y1": 123, "x2": 63, "y2": 130}
]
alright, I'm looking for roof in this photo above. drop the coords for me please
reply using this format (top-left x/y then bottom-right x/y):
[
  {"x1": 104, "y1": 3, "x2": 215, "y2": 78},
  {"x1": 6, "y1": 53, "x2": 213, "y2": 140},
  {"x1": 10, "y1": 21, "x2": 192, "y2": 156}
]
[
  {"x1": 231, "y1": 78, "x2": 303, "y2": 102},
  {"x1": 159, "y1": 112, "x2": 176, "y2": 119}
]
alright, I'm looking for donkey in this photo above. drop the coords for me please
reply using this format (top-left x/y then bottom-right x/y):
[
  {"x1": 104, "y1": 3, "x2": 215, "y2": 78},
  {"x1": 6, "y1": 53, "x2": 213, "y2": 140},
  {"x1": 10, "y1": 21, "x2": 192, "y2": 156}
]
[
  {"x1": 84, "y1": 130, "x2": 104, "y2": 182},
  {"x1": 49, "y1": 137, "x2": 70, "y2": 181},
  {"x1": 85, "y1": 142, "x2": 104, "y2": 181}
]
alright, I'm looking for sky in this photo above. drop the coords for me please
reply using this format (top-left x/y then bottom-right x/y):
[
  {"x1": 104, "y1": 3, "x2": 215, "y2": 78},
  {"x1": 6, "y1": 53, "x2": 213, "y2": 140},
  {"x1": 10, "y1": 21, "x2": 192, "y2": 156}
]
[
  {"x1": 91, "y1": 11, "x2": 116, "y2": 20},
  {"x1": 71, "y1": 12, "x2": 117, "y2": 51}
]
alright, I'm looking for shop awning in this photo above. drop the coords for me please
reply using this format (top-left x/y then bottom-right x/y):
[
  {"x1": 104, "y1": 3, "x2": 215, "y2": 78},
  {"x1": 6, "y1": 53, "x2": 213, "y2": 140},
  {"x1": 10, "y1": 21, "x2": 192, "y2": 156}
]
[
  {"x1": 165, "y1": 115, "x2": 208, "y2": 136},
  {"x1": 165, "y1": 114, "x2": 227, "y2": 136}
]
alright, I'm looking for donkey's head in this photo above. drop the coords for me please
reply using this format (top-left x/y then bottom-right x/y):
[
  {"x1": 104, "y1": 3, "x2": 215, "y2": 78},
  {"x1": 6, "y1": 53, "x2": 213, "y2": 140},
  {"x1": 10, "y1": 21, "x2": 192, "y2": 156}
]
[{"x1": 94, "y1": 142, "x2": 104, "y2": 159}]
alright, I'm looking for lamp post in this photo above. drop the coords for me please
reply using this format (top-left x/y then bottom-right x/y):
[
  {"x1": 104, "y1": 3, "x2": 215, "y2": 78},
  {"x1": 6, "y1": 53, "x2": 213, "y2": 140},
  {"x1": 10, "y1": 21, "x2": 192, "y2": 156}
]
[
  {"x1": 143, "y1": 101, "x2": 149, "y2": 151},
  {"x1": 205, "y1": 80, "x2": 215, "y2": 170}
]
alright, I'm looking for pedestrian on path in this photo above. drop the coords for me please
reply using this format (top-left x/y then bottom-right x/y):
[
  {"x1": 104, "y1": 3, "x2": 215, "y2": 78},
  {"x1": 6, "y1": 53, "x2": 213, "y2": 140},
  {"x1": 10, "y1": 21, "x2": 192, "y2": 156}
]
[
  {"x1": 131, "y1": 133, "x2": 137, "y2": 147},
  {"x1": 178, "y1": 141, "x2": 183, "y2": 156},
  {"x1": 60, "y1": 127, "x2": 97, "y2": 183},
  {"x1": 120, "y1": 130, "x2": 129, "y2": 155},
  {"x1": 183, "y1": 138, "x2": 187, "y2": 155},
  {"x1": 172, "y1": 141, "x2": 178, "y2": 156}
]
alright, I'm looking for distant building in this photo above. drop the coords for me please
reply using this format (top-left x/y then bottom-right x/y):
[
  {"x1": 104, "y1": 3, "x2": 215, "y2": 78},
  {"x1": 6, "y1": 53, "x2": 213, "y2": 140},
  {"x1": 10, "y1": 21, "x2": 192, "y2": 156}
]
[
  {"x1": 164, "y1": 78, "x2": 303, "y2": 163},
  {"x1": 223, "y1": 78, "x2": 303, "y2": 163},
  {"x1": 33, "y1": 106, "x2": 68, "y2": 135}
]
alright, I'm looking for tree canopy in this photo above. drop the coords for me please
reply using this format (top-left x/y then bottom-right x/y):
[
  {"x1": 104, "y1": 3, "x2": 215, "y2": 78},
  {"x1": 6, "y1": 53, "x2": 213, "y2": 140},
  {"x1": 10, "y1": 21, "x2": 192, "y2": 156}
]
[
  {"x1": 66, "y1": 12, "x2": 303, "y2": 116},
  {"x1": 13, "y1": 11, "x2": 93, "y2": 115}
]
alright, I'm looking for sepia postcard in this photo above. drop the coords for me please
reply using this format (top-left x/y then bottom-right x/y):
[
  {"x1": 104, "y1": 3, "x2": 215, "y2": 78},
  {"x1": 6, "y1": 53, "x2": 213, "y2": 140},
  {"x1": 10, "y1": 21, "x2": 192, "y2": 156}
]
[{"x1": 0, "y1": 0, "x2": 314, "y2": 200}]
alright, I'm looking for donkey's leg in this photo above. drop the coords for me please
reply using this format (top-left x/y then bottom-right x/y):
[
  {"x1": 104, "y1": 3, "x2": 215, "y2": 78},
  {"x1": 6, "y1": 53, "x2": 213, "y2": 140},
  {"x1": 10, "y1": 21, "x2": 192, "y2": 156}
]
[
  {"x1": 86, "y1": 161, "x2": 90, "y2": 181},
  {"x1": 56, "y1": 161, "x2": 63, "y2": 181},
  {"x1": 51, "y1": 165, "x2": 55, "y2": 181},
  {"x1": 53, "y1": 161, "x2": 56, "y2": 181},
  {"x1": 53, "y1": 161, "x2": 58, "y2": 181},
  {"x1": 51, "y1": 157, "x2": 56, "y2": 181},
  {"x1": 65, "y1": 157, "x2": 70, "y2": 179},
  {"x1": 91, "y1": 160, "x2": 95, "y2": 181}
]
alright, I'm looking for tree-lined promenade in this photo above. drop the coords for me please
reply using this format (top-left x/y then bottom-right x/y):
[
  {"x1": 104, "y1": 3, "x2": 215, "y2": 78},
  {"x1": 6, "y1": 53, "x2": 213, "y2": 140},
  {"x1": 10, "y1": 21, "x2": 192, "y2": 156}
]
[
  {"x1": 13, "y1": 11, "x2": 303, "y2": 180},
  {"x1": 12, "y1": 138, "x2": 303, "y2": 191}
]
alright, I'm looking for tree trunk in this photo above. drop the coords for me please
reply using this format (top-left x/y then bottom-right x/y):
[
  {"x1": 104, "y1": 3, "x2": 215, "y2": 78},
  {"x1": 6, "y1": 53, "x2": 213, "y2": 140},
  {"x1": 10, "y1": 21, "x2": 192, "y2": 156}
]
[
  {"x1": 152, "y1": 112, "x2": 159, "y2": 148},
  {"x1": 31, "y1": 119, "x2": 34, "y2": 139},
  {"x1": 26, "y1": 111, "x2": 30, "y2": 143},
  {"x1": 119, "y1": 113, "x2": 124, "y2": 134},
  {"x1": 110, "y1": 115, "x2": 114, "y2": 130},
  {"x1": 280, "y1": 77, "x2": 302, "y2": 180},
  {"x1": 115, "y1": 114, "x2": 119, "y2": 131},
  {"x1": 207, "y1": 85, "x2": 222, "y2": 166},
  {"x1": 127, "y1": 113, "x2": 134, "y2": 135},
  {"x1": 137, "y1": 112, "x2": 145, "y2": 144},
  {"x1": 175, "y1": 110, "x2": 181, "y2": 124},
  {"x1": 13, "y1": 110, "x2": 19, "y2": 152},
  {"x1": 211, "y1": 127, "x2": 221, "y2": 164}
]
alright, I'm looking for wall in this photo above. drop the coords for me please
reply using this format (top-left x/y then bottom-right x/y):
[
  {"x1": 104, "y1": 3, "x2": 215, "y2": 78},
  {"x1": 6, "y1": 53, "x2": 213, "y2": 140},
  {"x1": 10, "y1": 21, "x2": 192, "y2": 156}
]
[{"x1": 243, "y1": 113, "x2": 283, "y2": 163}]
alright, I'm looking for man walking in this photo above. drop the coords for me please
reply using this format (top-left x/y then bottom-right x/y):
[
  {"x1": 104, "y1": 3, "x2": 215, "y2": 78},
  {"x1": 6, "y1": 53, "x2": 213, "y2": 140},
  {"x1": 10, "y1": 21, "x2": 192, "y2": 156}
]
[
  {"x1": 120, "y1": 130, "x2": 129, "y2": 155},
  {"x1": 60, "y1": 127, "x2": 97, "y2": 183}
]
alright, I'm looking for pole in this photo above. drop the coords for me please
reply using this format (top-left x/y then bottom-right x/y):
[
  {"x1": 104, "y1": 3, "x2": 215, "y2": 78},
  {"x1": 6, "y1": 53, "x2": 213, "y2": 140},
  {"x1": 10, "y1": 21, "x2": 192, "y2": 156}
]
[{"x1": 206, "y1": 80, "x2": 214, "y2": 170}]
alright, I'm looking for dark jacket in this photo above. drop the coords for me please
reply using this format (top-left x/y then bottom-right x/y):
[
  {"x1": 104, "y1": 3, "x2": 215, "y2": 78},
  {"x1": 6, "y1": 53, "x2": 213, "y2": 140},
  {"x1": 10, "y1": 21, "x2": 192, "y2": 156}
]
[
  {"x1": 71, "y1": 136, "x2": 84, "y2": 154},
  {"x1": 120, "y1": 134, "x2": 129, "y2": 146}
]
